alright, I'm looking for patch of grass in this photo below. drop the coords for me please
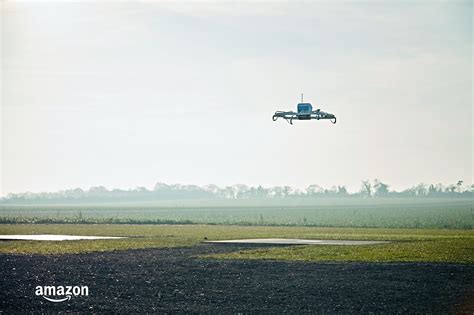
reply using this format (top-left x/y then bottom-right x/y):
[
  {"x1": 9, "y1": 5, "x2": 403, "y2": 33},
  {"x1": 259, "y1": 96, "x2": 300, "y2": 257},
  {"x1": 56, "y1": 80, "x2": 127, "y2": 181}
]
[
  {"x1": 0, "y1": 224, "x2": 473, "y2": 264},
  {"x1": 207, "y1": 238, "x2": 474, "y2": 264}
]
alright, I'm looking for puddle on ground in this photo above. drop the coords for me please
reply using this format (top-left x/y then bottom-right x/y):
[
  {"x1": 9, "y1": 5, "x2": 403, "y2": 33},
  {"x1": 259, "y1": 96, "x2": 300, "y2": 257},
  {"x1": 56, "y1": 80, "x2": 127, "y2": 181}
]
[{"x1": 0, "y1": 235, "x2": 126, "y2": 241}]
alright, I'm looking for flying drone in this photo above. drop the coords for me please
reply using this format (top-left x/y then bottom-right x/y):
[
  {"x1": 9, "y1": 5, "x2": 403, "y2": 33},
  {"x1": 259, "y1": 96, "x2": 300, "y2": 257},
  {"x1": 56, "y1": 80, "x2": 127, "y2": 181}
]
[{"x1": 272, "y1": 94, "x2": 336, "y2": 125}]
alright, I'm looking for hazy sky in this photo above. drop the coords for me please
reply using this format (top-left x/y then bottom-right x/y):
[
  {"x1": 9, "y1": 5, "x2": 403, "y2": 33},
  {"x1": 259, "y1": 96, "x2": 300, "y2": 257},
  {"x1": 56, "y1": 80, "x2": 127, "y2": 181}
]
[{"x1": 1, "y1": 1, "x2": 472, "y2": 195}]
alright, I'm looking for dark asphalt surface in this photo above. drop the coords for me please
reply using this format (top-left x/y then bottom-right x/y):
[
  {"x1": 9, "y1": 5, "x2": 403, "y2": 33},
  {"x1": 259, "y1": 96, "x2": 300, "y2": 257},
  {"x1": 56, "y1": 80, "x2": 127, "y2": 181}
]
[{"x1": 1, "y1": 244, "x2": 473, "y2": 314}]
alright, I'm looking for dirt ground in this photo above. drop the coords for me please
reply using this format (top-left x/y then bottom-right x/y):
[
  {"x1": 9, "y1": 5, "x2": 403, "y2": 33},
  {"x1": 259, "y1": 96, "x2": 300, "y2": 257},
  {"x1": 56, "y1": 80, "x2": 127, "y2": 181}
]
[{"x1": 1, "y1": 244, "x2": 473, "y2": 313}]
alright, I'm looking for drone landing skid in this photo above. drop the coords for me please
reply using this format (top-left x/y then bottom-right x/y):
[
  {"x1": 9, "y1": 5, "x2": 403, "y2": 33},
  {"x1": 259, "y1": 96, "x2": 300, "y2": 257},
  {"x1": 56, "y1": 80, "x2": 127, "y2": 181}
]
[{"x1": 272, "y1": 110, "x2": 337, "y2": 125}]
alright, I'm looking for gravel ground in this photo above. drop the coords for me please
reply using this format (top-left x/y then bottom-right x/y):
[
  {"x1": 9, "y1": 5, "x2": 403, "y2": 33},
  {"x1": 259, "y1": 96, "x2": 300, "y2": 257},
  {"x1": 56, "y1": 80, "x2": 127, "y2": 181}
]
[{"x1": 0, "y1": 244, "x2": 473, "y2": 314}]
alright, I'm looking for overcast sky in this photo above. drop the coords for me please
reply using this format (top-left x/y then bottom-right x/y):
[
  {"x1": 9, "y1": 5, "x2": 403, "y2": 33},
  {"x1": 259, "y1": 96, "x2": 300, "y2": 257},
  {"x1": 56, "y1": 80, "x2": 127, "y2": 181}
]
[{"x1": 1, "y1": 1, "x2": 472, "y2": 195}]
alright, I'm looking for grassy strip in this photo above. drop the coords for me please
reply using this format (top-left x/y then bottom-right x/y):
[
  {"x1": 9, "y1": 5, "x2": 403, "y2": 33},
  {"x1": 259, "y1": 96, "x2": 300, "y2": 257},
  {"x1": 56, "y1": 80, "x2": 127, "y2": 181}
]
[
  {"x1": 205, "y1": 238, "x2": 474, "y2": 264},
  {"x1": 0, "y1": 224, "x2": 473, "y2": 264},
  {"x1": 0, "y1": 216, "x2": 472, "y2": 229}
]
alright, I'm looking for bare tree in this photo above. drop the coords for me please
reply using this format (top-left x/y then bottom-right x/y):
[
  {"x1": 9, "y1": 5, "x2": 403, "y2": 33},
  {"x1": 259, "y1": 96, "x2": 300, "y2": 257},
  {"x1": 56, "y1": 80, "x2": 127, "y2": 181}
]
[
  {"x1": 282, "y1": 186, "x2": 292, "y2": 197},
  {"x1": 337, "y1": 186, "x2": 348, "y2": 196},
  {"x1": 306, "y1": 184, "x2": 323, "y2": 196},
  {"x1": 360, "y1": 180, "x2": 372, "y2": 197},
  {"x1": 415, "y1": 183, "x2": 427, "y2": 196},
  {"x1": 456, "y1": 180, "x2": 464, "y2": 193},
  {"x1": 373, "y1": 179, "x2": 389, "y2": 197}
]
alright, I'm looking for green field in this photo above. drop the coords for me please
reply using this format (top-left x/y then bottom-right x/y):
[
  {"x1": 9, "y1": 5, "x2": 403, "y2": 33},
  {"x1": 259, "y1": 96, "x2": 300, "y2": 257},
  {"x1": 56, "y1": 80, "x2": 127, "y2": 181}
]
[
  {"x1": 1, "y1": 198, "x2": 472, "y2": 229},
  {"x1": 0, "y1": 224, "x2": 473, "y2": 264},
  {"x1": 1, "y1": 198, "x2": 472, "y2": 263}
]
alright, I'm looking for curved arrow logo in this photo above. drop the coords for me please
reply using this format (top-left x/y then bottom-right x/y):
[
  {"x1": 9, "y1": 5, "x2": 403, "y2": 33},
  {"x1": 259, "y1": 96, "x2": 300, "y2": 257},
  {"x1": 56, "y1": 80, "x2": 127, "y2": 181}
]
[
  {"x1": 42, "y1": 295, "x2": 71, "y2": 303},
  {"x1": 35, "y1": 285, "x2": 89, "y2": 302}
]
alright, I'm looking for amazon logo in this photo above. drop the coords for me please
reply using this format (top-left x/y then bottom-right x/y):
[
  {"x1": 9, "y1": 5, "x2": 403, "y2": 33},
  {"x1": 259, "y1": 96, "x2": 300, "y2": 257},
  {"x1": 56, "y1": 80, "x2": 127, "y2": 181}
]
[{"x1": 35, "y1": 285, "x2": 89, "y2": 303}]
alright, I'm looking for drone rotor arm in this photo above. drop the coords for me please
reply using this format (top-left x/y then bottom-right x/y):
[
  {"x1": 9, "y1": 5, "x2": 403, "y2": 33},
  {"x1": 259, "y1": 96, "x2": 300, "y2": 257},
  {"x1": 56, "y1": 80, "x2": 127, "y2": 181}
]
[
  {"x1": 310, "y1": 110, "x2": 336, "y2": 123},
  {"x1": 273, "y1": 111, "x2": 297, "y2": 124}
]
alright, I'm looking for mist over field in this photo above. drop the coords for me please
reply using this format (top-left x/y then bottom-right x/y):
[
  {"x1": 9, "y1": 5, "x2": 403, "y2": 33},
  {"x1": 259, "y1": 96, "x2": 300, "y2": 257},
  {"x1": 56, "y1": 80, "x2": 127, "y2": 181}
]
[
  {"x1": 1, "y1": 179, "x2": 472, "y2": 204},
  {"x1": 1, "y1": 180, "x2": 472, "y2": 229}
]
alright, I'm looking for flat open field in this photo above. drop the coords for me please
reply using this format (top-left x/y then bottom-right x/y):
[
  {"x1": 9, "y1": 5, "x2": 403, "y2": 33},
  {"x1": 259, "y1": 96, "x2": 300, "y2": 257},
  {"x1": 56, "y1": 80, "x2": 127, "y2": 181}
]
[
  {"x1": 1, "y1": 224, "x2": 473, "y2": 312},
  {"x1": 1, "y1": 224, "x2": 473, "y2": 262},
  {"x1": 1, "y1": 199, "x2": 473, "y2": 312},
  {"x1": 1, "y1": 198, "x2": 473, "y2": 229}
]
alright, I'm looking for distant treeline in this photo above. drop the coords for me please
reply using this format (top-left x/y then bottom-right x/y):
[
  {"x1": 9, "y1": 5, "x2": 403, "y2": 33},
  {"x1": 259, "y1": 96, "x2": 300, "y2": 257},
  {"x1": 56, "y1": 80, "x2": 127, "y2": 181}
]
[{"x1": 1, "y1": 180, "x2": 472, "y2": 204}]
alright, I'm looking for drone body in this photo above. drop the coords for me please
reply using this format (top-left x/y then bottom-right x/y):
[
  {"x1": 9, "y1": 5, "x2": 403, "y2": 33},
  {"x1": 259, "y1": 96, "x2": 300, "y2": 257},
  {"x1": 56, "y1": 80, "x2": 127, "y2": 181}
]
[{"x1": 272, "y1": 94, "x2": 336, "y2": 125}]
